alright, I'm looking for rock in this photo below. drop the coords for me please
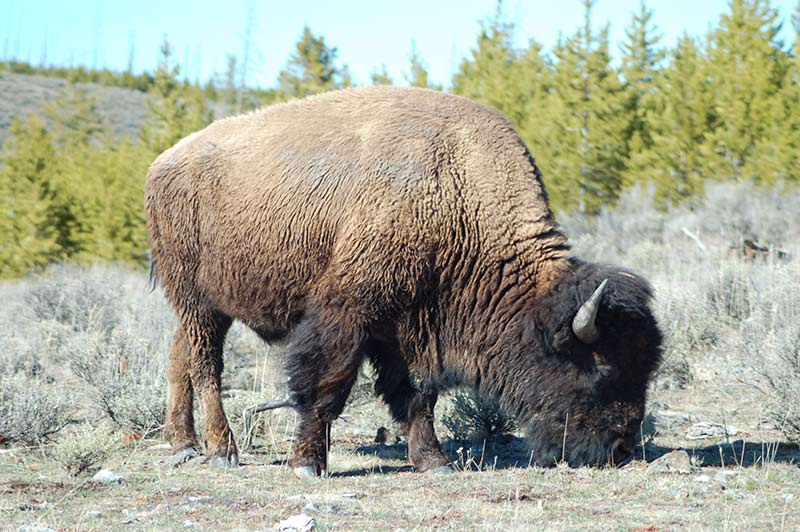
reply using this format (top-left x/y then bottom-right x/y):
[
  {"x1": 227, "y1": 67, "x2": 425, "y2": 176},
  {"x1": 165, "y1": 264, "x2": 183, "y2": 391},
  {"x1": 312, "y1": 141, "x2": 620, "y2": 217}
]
[
  {"x1": 168, "y1": 447, "x2": 202, "y2": 467},
  {"x1": 714, "y1": 470, "x2": 739, "y2": 485},
  {"x1": 695, "y1": 474, "x2": 711, "y2": 483},
  {"x1": 92, "y1": 469, "x2": 125, "y2": 485},
  {"x1": 685, "y1": 422, "x2": 737, "y2": 440},
  {"x1": 646, "y1": 450, "x2": 693, "y2": 475},
  {"x1": 654, "y1": 411, "x2": 692, "y2": 428},
  {"x1": 17, "y1": 527, "x2": 57, "y2": 532},
  {"x1": 274, "y1": 513, "x2": 315, "y2": 532},
  {"x1": 150, "y1": 443, "x2": 172, "y2": 451},
  {"x1": 85, "y1": 510, "x2": 102, "y2": 518},
  {"x1": 303, "y1": 502, "x2": 340, "y2": 515}
]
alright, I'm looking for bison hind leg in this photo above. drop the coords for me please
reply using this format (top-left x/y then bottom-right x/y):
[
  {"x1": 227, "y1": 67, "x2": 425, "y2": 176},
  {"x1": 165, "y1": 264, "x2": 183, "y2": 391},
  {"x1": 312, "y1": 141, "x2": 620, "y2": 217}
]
[
  {"x1": 370, "y1": 352, "x2": 451, "y2": 473},
  {"x1": 164, "y1": 327, "x2": 201, "y2": 459}
]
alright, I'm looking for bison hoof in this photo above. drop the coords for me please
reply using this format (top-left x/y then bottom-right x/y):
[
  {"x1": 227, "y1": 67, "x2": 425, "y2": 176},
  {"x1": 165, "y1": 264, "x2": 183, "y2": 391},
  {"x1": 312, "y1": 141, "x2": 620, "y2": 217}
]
[
  {"x1": 426, "y1": 465, "x2": 455, "y2": 475},
  {"x1": 169, "y1": 447, "x2": 202, "y2": 468},
  {"x1": 293, "y1": 465, "x2": 327, "y2": 479},
  {"x1": 208, "y1": 453, "x2": 239, "y2": 468}
]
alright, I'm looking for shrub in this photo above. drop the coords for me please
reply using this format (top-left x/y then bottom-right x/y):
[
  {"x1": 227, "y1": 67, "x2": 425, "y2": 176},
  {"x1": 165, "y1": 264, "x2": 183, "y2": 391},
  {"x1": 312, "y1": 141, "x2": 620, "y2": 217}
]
[
  {"x1": 26, "y1": 264, "x2": 123, "y2": 333},
  {"x1": 66, "y1": 328, "x2": 167, "y2": 433},
  {"x1": 742, "y1": 263, "x2": 800, "y2": 441},
  {"x1": 53, "y1": 425, "x2": 120, "y2": 476},
  {"x1": 706, "y1": 266, "x2": 753, "y2": 322},
  {"x1": 443, "y1": 389, "x2": 516, "y2": 442},
  {"x1": 0, "y1": 374, "x2": 72, "y2": 445}
]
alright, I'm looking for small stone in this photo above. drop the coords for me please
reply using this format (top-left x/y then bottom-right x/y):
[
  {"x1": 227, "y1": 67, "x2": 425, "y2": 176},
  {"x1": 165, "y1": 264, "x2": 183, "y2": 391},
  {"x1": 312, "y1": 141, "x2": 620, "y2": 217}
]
[
  {"x1": 686, "y1": 422, "x2": 738, "y2": 440},
  {"x1": 646, "y1": 450, "x2": 693, "y2": 475},
  {"x1": 714, "y1": 470, "x2": 739, "y2": 486},
  {"x1": 17, "y1": 527, "x2": 57, "y2": 532},
  {"x1": 183, "y1": 520, "x2": 199, "y2": 528},
  {"x1": 274, "y1": 513, "x2": 315, "y2": 532},
  {"x1": 695, "y1": 474, "x2": 711, "y2": 483},
  {"x1": 150, "y1": 443, "x2": 172, "y2": 450},
  {"x1": 92, "y1": 469, "x2": 125, "y2": 485},
  {"x1": 85, "y1": 510, "x2": 102, "y2": 518},
  {"x1": 303, "y1": 502, "x2": 339, "y2": 515}
]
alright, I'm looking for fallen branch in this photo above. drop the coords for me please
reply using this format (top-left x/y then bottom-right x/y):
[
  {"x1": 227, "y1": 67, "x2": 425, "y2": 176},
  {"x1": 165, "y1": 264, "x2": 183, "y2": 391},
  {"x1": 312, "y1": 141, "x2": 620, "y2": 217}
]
[
  {"x1": 242, "y1": 398, "x2": 297, "y2": 449},
  {"x1": 681, "y1": 227, "x2": 707, "y2": 254}
]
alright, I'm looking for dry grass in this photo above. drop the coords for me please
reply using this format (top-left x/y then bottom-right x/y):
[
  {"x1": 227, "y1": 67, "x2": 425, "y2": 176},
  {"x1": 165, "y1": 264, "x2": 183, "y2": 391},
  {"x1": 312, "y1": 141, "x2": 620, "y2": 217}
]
[{"x1": 0, "y1": 384, "x2": 798, "y2": 531}]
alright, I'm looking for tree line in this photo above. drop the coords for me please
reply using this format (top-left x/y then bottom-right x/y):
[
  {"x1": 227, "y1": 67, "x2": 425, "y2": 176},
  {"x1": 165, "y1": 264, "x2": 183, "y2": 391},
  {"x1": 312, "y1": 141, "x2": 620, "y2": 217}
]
[{"x1": 1, "y1": 0, "x2": 799, "y2": 278}]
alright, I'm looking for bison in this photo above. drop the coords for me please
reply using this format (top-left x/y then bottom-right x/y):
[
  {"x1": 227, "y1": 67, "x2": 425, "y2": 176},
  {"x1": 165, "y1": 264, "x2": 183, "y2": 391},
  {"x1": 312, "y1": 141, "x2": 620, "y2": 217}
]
[{"x1": 145, "y1": 86, "x2": 662, "y2": 477}]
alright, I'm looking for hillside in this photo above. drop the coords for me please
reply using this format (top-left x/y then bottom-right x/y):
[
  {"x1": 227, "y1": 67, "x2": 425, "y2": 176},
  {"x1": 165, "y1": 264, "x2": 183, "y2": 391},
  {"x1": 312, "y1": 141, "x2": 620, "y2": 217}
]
[{"x1": 0, "y1": 72, "x2": 150, "y2": 143}]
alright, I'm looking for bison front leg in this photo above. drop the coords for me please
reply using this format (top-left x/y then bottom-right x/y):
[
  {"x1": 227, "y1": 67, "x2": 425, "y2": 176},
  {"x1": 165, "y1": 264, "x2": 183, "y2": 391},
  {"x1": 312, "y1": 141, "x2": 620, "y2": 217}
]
[{"x1": 284, "y1": 315, "x2": 365, "y2": 478}]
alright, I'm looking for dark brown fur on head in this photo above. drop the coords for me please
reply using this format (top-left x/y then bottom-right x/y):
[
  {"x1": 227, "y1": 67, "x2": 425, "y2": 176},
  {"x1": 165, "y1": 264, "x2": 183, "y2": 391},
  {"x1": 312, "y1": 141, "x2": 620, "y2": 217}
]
[{"x1": 480, "y1": 259, "x2": 663, "y2": 467}]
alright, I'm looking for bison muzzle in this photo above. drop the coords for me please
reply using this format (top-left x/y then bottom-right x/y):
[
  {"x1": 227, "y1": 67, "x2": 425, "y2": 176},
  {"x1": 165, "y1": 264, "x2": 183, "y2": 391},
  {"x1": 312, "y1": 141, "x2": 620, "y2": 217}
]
[{"x1": 145, "y1": 86, "x2": 662, "y2": 477}]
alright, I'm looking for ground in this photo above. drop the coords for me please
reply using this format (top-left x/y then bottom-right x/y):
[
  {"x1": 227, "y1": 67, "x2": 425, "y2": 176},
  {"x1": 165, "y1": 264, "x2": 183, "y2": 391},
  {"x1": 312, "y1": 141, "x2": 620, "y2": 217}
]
[{"x1": 2, "y1": 382, "x2": 798, "y2": 532}]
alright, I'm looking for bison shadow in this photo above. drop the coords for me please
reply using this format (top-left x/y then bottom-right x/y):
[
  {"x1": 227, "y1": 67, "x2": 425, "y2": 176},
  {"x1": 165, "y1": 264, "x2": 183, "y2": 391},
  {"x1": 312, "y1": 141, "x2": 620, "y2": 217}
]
[{"x1": 350, "y1": 436, "x2": 799, "y2": 474}]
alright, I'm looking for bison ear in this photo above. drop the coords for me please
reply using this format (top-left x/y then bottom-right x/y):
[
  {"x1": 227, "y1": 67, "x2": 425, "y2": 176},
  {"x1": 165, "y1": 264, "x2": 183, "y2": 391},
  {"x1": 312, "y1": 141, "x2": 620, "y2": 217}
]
[{"x1": 572, "y1": 279, "x2": 608, "y2": 344}]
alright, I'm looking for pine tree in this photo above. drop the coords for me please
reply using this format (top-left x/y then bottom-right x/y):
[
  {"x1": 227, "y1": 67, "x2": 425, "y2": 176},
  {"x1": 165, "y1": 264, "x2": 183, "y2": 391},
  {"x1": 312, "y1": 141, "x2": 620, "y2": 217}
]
[
  {"x1": 640, "y1": 35, "x2": 717, "y2": 204},
  {"x1": 450, "y1": 5, "x2": 551, "y2": 189},
  {"x1": 451, "y1": 8, "x2": 541, "y2": 127},
  {"x1": 42, "y1": 86, "x2": 108, "y2": 256},
  {"x1": 0, "y1": 115, "x2": 61, "y2": 277},
  {"x1": 619, "y1": 0, "x2": 665, "y2": 188},
  {"x1": 532, "y1": 0, "x2": 628, "y2": 212},
  {"x1": 44, "y1": 85, "x2": 104, "y2": 145},
  {"x1": 705, "y1": 0, "x2": 788, "y2": 180},
  {"x1": 278, "y1": 26, "x2": 349, "y2": 99},
  {"x1": 370, "y1": 64, "x2": 393, "y2": 85},
  {"x1": 140, "y1": 37, "x2": 212, "y2": 154},
  {"x1": 405, "y1": 40, "x2": 440, "y2": 89},
  {"x1": 75, "y1": 135, "x2": 150, "y2": 264},
  {"x1": 750, "y1": 0, "x2": 800, "y2": 183},
  {"x1": 223, "y1": 54, "x2": 238, "y2": 114}
]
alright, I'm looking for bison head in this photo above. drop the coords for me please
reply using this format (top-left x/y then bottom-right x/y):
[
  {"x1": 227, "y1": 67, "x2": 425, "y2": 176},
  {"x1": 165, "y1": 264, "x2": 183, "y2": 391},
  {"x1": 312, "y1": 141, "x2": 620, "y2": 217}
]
[{"x1": 514, "y1": 263, "x2": 662, "y2": 467}]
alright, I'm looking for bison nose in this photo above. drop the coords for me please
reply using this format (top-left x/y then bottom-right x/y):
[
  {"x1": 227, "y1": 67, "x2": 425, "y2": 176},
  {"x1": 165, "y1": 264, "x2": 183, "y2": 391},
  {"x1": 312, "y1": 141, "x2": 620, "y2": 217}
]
[{"x1": 610, "y1": 437, "x2": 634, "y2": 467}]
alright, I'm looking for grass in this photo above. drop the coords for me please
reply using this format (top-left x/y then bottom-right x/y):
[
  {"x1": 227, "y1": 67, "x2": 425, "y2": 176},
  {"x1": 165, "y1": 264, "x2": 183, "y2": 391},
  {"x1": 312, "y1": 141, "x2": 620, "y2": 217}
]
[{"x1": 1, "y1": 181, "x2": 800, "y2": 530}]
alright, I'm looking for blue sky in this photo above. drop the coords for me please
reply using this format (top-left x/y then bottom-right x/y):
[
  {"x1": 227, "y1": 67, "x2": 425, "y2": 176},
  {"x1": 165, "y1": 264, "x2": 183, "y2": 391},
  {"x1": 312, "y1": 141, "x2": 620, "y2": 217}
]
[{"x1": 2, "y1": 0, "x2": 797, "y2": 89}]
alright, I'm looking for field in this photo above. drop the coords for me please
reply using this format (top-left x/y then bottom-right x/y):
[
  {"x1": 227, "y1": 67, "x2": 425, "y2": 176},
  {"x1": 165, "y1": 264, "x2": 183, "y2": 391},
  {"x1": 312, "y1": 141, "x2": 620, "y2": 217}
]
[{"x1": 1, "y1": 182, "x2": 799, "y2": 531}]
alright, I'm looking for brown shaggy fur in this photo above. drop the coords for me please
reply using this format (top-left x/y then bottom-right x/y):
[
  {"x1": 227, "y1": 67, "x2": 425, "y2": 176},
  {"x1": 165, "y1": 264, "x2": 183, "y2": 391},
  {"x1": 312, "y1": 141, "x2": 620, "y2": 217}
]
[{"x1": 145, "y1": 86, "x2": 662, "y2": 473}]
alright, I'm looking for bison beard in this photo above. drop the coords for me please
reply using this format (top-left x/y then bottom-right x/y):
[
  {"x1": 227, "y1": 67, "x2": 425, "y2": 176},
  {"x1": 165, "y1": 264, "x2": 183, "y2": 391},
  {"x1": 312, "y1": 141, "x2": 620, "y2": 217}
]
[{"x1": 145, "y1": 86, "x2": 663, "y2": 476}]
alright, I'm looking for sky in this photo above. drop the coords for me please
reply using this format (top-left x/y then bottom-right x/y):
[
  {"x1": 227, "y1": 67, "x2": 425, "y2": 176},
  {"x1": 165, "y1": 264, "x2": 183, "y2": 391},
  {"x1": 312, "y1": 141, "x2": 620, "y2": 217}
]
[{"x1": 1, "y1": 0, "x2": 798, "y2": 89}]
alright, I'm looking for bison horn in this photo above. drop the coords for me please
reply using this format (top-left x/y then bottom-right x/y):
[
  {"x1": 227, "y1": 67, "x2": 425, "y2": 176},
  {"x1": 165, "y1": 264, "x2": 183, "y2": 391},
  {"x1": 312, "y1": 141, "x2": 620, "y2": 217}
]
[{"x1": 572, "y1": 279, "x2": 608, "y2": 344}]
